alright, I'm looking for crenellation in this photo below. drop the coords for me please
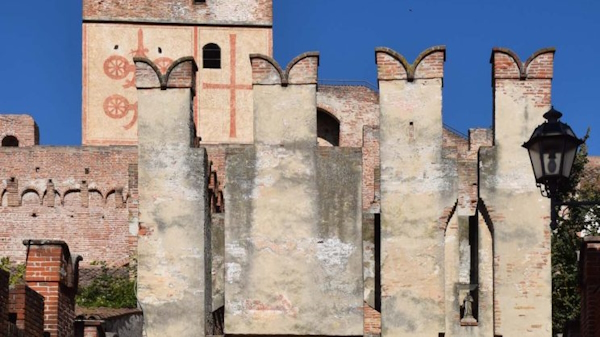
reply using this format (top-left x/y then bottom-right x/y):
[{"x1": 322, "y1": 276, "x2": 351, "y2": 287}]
[{"x1": 0, "y1": 2, "x2": 578, "y2": 336}]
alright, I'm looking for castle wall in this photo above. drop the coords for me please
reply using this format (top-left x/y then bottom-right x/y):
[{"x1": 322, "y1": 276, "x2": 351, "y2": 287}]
[
  {"x1": 376, "y1": 46, "x2": 458, "y2": 337},
  {"x1": 0, "y1": 147, "x2": 137, "y2": 269},
  {"x1": 479, "y1": 48, "x2": 554, "y2": 336},
  {"x1": 0, "y1": 115, "x2": 38, "y2": 147},
  {"x1": 83, "y1": 0, "x2": 273, "y2": 26},
  {"x1": 225, "y1": 53, "x2": 363, "y2": 335},
  {"x1": 135, "y1": 57, "x2": 210, "y2": 337}
]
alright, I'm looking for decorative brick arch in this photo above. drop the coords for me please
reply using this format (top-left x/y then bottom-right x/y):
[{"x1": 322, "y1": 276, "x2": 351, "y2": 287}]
[{"x1": 21, "y1": 188, "x2": 42, "y2": 206}]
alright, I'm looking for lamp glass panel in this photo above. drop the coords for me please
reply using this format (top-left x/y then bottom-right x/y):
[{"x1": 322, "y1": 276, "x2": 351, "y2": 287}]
[
  {"x1": 541, "y1": 137, "x2": 564, "y2": 177},
  {"x1": 561, "y1": 139, "x2": 579, "y2": 178},
  {"x1": 528, "y1": 141, "x2": 544, "y2": 181}
]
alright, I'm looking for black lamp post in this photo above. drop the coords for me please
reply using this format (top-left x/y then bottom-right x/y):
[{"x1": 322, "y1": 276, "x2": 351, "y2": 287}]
[{"x1": 522, "y1": 106, "x2": 589, "y2": 229}]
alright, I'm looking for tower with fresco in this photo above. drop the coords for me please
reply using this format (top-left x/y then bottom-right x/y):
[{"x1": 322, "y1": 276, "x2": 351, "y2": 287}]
[{"x1": 82, "y1": 0, "x2": 273, "y2": 145}]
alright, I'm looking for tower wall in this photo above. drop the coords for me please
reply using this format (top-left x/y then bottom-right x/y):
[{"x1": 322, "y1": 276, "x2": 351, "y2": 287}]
[
  {"x1": 224, "y1": 53, "x2": 364, "y2": 335},
  {"x1": 82, "y1": 0, "x2": 273, "y2": 146},
  {"x1": 376, "y1": 46, "x2": 458, "y2": 337},
  {"x1": 479, "y1": 47, "x2": 555, "y2": 336},
  {"x1": 135, "y1": 57, "x2": 211, "y2": 337}
]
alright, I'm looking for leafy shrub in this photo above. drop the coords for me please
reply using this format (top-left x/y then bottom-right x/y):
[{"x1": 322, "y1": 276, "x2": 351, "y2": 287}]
[
  {"x1": 76, "y1": 261, "x2": 137, "y2": 308},
  {"x1": 0, "y1": 257, "x2": 25, "y2": 286}
]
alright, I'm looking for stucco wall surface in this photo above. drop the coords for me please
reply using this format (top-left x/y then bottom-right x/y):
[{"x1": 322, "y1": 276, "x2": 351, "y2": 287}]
[
  {"x1": 378, "y1": 76, "x2": 458, "y2": 337},
  {"x1": 225, "y1": 81, "x2": 363, "y2": 335},
  {"x1": 137, "y1": 85, "x2": 209, "y2": 336}
]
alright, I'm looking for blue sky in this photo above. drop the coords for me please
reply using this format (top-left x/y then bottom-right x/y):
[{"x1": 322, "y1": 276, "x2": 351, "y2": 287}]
[{"x1": 0, "y1": 1, "x2": 599, "y2": 154}]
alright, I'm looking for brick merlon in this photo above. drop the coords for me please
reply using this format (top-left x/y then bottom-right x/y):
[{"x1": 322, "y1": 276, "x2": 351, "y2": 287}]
[
  {"x1": 250, "y1": 51, "x2": 319, "y2": 86},
  {"x1": 490, "y1": 47, "x2": 555, "y2": 82},
  {"x1": 375, "y1": 45, "x2": 445, "y2": 82},
  {"x1": 134, "y1": 56, "x2": 197, "y2": 91}
]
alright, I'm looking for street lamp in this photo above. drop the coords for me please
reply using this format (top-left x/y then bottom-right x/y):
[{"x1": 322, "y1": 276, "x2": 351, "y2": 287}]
[{"x1": 522, "y1": 106, "x2": 586, "y2": 229}]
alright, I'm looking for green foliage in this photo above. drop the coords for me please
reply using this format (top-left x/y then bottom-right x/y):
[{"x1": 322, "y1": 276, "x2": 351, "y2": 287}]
[
  {"x1": 552, "y1": 132, "x2": 600, "y2": 335},
  {"x1": 76, "y1": 261, "x2": 137, "y2": 308},
  {"x1": 0, "y1": 257, "x2": 26, "y2": 286}
]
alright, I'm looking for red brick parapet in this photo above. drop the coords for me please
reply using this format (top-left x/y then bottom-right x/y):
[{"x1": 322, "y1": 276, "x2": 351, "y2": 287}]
[
  {"x1": 23, "y1": 240, "x2": 82, "y2": 337},
  {"x1": 0, "y1": 269, "x2": 7, "y2": 337},
  {"x1": 8, "y1": 285, "x2": 44, "y2": 337},
  {"x1": 250, "y1": 52, "x2": 320, "y2": 86},
  {"x1": 375, "y1": 46, "x2": 445, "y2": 81},
  {"x1": 134, "y1": 56, "x2": 198, "y2": 91},
  {"x1": 580, "y1": 236, "x2": 600, "y2": 337}
]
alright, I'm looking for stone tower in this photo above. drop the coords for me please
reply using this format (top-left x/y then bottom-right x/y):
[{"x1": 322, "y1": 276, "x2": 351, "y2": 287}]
[{"x1": 82, "y1": 0, "x2": 273, "y2": 146}]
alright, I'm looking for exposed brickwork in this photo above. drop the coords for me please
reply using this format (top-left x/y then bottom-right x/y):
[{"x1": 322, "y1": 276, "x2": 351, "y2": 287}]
[
  {"x1": 250, "y1": 54, "x2": 283, "y2": 85},
  {"x1": 362, "y1": 126, "x2": 380, "y2": 210},
  {"x1": 8, "y1": 285, "x2": 45, "y2": 337},
  {"x1": 363, "y1": 302, "x2": 381, "y2": 336},
  {"x1": 166, "y1": 58, "x2": 197, "y2": 89},
  {"x1": 134, "y1": 57, "x2": 197, "y2": 90},
  {"x1": 376, "y1": 46, "x2": 445, "y2": 81},
  {"x1": 375, "y1": 51, "x2": 408, "y2": 80},
  {"x1": 251, "y1": 52, "x2": 319, "y2": 86},
  {"x1": 0, "y1": 147, "x2": 137, "y2": 270},
  {"x1": 0, "y1": 269, "x2": 8, "y2": 337},
  {"x1": 317, "y1": 85, "x2": 379, "y2": 148},
  {"x1": 83, "y1": 0, "x2": 273, "y2": 26},
  {"x1": 580, "y1": 237, "x2": 600, "y2": 337},
  {"x1": 82, "y1": 321, "x2": 105, "y2": 337},
  {"x1": 491, "y1": 48, "x2": 555, "y2": 80},
  {"x1": 0, "y1": 115, "x2": 38, "y2": 147},
  {"x1": 286, "y1": 53, "x2": 320, "y2": 85},
  {"x1": 24, "y1": 240, "x2": 79, "y2": 337}
]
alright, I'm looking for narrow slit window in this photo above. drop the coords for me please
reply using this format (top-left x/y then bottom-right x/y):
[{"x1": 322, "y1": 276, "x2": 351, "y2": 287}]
[{"x1": 203, "y1": 43, "x2": 221, "y2": 69}]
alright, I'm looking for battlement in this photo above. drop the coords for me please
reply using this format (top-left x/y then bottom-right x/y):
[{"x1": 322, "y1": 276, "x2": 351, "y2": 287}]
[
  {"x1": 83, "y1": 0, "x2": 273, "y2": 26},
  {"x1": 375, "y1": 46, "x2": 445, "y2": 82},
  {"x1": 0, "y1": 115, "x2": 39, "y2": 147},
  {"x1": 250, "y1": 52, "x2": 320, "y2": 86},
  {"x1": 491, "y1": 47, "x2": 554, "y2": 80}
]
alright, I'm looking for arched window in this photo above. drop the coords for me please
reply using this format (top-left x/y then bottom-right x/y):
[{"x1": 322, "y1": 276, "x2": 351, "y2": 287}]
[
  {"x1": 203, "y1": 43, "x2": 221, "y2": 69},
  {"x1": 317, "y1": 109, "x2": 340, "y2": 146},
  {"x1": 2, "y1": 136, "x2": 19, "y2": 147}
]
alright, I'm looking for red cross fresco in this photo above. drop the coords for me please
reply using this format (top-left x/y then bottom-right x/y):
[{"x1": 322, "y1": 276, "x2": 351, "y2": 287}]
[{"x1": 202, "y1": 34, "x2": 252, "y2": 138}]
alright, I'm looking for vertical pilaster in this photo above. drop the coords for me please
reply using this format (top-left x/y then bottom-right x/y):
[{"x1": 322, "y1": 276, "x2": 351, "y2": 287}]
[
  {"x1": 479, "y1": 47, "x2": 555, "y2": 336},
  {"x1": 376, "y1": 46, "x2": 457, "y2": 337},
  {"x1": 135, "y1": 57, "x2": 210, "y2": 337},
  {"x1": 225, "y1": 52, "x2": 363, "y2": 335}
]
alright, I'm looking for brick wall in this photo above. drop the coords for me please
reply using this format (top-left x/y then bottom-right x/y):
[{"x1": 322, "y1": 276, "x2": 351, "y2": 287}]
[
  {"x1": 83, "y1": 0, "x2": 273, "y2": 25},
  {"x1": 8, "y1": 285, "x2": 45, "y2": 337},
  {"x1": 24, "y1": 240, "x2": 80, "y2": 337},
  {"x1": 580, "y1": 236, "x2": 600, "y2": 337},
  {"x1": 0, "y1": 147, "x2": 137, "y2": 271},
  {"x1": 364, "y1": 302, "x2": 381, "y2": 336},
  {"x1": 362, "y1": 126, "x2": 380, "y2": 211},
  {"x1": 0, "y1": 115, "x2": 38, "y2": 147},
  {"x1": 317, "y1": 85, "x2": 379, "y2": 148},
  {"x1": 0, "y1": 269, "x2": 8, "y2": 337}
]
